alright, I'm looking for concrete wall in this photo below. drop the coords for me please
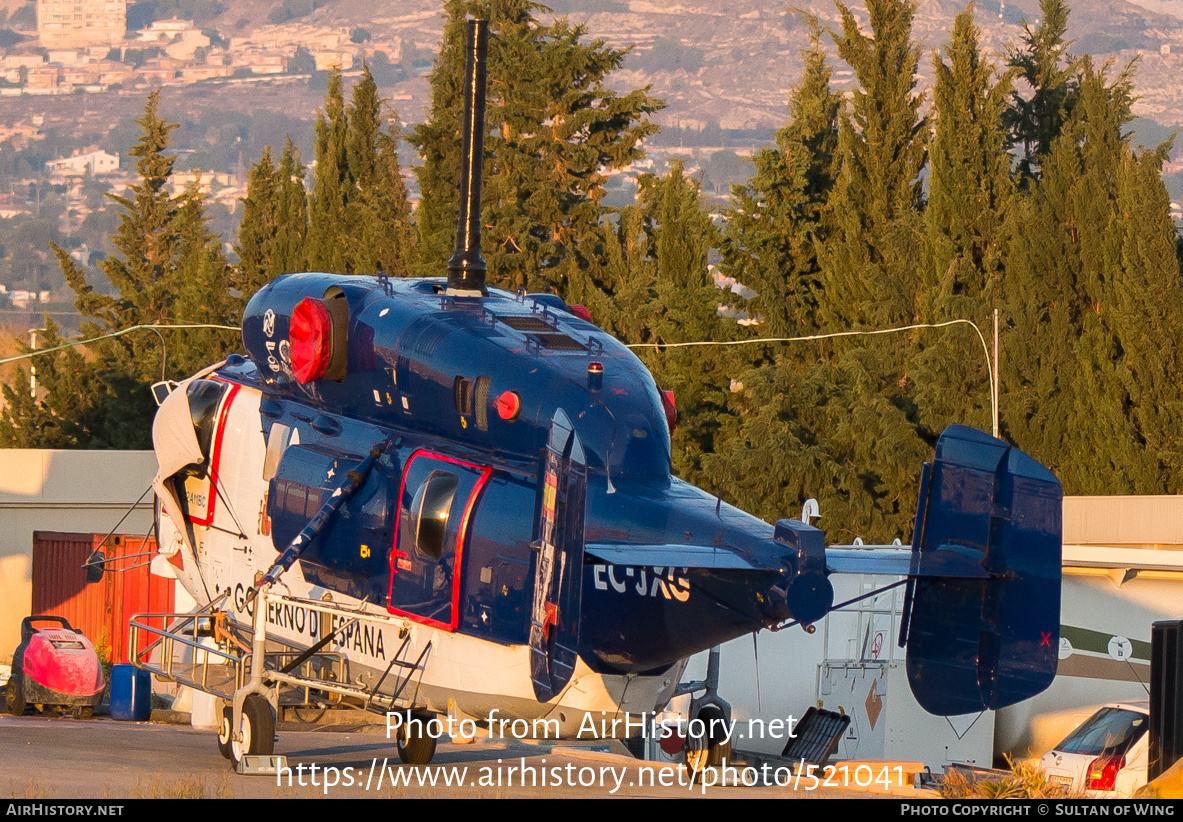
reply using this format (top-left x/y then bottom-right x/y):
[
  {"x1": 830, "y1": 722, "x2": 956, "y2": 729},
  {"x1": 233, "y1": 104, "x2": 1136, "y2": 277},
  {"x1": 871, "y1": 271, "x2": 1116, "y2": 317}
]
[{"x1": 0, "y1": 450, "x2": 156, "y2": 659}]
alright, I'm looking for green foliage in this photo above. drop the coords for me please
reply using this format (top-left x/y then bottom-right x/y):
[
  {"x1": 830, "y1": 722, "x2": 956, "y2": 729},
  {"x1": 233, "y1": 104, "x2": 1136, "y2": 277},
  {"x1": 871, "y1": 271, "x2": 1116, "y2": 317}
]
[
  {"x1": 941, "y1": 757, "x2": 1072, "y2": 799},
  {"x1": 1006, "y1": 0, "x2": 1078, "y2": 183},
  {"x1": 632, "y1": 162, "x2": 726, "y2": 483},
  {"x1": 914, "y1": 5, "x2": 1014, "y2": 436},
  {"x1": 233, "y1": 139, "x2": 308, "y2": 308},
  {"x1": 821, "y1": 0, "x2": 928, "y2": 329},
  {"x1": 721, "y1": 18, "x2": 838, "y2": 339},
  {"x1": 0, "y1": 92, "x2": 236, "y2": 449},
  {"x1": 268, "y1": 0, "x2": 320, "y2": 25},
  {"x1": 289, "y1": 46, "x2": 315, "y2": 74},
  {"x1": 1001, "y1": 59, "x2": 1183, "y2": 494},
  {"x1": 306, "y1": 65, "x2": 415, "y2": 276},
  {"x1": 411, "y1": 0, "x2": 663, "y2": 292},
  {"x1": 803, "y1": 0, "x2": 931, "y2": 539}
]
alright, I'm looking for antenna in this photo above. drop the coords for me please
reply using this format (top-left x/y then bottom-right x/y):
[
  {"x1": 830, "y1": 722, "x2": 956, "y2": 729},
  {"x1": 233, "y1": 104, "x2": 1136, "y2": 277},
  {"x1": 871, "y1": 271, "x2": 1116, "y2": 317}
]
[{"x1": 447, "y1": 19, "x2": 489, "y2": 297}]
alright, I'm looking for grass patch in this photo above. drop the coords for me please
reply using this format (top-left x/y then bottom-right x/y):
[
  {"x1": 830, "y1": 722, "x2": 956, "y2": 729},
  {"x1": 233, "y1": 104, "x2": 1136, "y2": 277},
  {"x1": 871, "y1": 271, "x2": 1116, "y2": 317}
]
[
  {"x1": 941, "y1": 756, "x2": 1078, "y2": 799},
  {"x1": 122, "y1": 772, "x2": 233, "y2": 799},
  {"x1": 8, "y1": 779, "x2": 55, "y2": 799}
]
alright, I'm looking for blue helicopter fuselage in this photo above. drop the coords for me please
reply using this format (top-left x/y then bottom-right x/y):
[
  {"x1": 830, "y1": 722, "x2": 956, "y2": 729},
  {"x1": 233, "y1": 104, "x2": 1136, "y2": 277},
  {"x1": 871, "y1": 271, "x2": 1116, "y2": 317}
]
[{"x1": 221, "y1": 273, "x2": 807, "y2": 681}]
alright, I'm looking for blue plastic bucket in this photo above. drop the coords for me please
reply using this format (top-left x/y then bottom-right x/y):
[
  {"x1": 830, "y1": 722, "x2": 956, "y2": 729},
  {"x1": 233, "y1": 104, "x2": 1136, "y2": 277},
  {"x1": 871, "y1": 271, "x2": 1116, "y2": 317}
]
[{"x1": 109, "y1": 664, "x2": 151, "y2": 721}]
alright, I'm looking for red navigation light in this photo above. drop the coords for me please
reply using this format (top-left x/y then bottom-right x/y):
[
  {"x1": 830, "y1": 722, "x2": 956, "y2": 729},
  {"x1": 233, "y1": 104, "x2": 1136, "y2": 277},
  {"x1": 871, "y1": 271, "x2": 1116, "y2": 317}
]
[
  {"x1": 660, "y1": 389, "x2": 677, "y2": 432},
  {"x1": 495, "y1": 390, "x2": 521, "y2": 421},
  {"x1": 587, "y1": 361, "x2": 604, "y2": 391},
  {"x1": 290, "y1": 298, "x2": 332, "y2": 383},
  {"x1": 570, "y1": 304, "x2": 593, "y2": 323}
]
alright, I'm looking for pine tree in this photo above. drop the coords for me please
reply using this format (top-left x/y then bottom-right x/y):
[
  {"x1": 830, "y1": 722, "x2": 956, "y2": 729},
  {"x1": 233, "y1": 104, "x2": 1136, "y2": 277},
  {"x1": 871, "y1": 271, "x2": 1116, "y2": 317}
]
[
  {"x1": 0, "y1": 92, "x2": 236, "y2": 449},
  {"x1": 1006, "y1": 0, "x2": 1078, "y2": 183},
  {"x1": 412, "y1": 0, "x2": 662, "y2": 294}
]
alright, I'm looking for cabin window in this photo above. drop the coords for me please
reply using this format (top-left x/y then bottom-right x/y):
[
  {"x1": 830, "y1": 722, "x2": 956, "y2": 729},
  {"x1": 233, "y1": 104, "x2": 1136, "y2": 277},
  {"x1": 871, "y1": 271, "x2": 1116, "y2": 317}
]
[
  {"x1": 390, "y1": 453, "x2": 489, "y2": 630},
  {"x1": 405, "y1": 470, "x2": 459, "y2": 562}
]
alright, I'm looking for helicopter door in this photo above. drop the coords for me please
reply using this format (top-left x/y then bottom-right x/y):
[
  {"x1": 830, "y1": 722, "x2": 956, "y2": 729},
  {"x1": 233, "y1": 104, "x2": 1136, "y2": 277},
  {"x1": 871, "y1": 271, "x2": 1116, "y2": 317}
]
[{"x1": 389, "y1": 451, "x2": 490, "y2": 630}]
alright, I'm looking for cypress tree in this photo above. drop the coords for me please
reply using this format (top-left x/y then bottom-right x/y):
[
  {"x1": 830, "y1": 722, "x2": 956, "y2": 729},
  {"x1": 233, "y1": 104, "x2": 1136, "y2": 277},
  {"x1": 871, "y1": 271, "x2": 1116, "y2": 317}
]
[
  {"x1": 170, "y1": 179, "x2": 234, "y2": 375},
  {"x1": 1002, "y1": 59, "x2": 1183, "y2": 493},
  {"x1": 786, "y1": 0, "x2": 932, "y2": 540},
  {"x1": 412, "y1": 0, "x2": 662, "y2": 294},
  {"x1": 913, "y1": 5, "x2": 1014, "y2": 436},
  {"x1": 702, "y1": 22, "x2": 845, "y2": 529},
  {"x1": 307, "y1": 68, "x2": 349, "y2": 272},
  {"x1": 306, "y1": 65, "x2": 415, "y2": 275},
  {"x1": 235, "y1": 138, "x2": 309, "y2": 306},
  {"x1": 821, "y1": 0, "x2": 928, "y2": 329},
  {"x1": 633, "y1": 161, "x2": 725, "y2": 483},
  {"x1": 272, "y1": 139, "x2": 309, "y2": 276},
  {"x1": 234, "y1": 145, "x2": 280, "y2": 301},
  {"x1": 344, "y1": 67, "x2": 415, "y2": 276},
  {"x1": 721, "y1": 18, "x2": 839, "y2": 339}
]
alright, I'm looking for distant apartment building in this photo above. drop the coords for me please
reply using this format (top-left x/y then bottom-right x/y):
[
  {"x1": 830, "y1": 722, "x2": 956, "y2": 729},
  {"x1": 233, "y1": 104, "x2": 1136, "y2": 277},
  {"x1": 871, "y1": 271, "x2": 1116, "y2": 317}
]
[{"x1": 37, "y1": 0, "x2": 126, "y2": 49}]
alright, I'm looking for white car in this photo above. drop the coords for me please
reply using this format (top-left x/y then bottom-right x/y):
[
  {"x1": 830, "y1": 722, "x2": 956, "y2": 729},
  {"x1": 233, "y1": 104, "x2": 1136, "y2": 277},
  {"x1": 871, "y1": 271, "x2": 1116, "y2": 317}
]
[{"x1": 1040, "y1": 701, "x2": 1150, "y2": 797}]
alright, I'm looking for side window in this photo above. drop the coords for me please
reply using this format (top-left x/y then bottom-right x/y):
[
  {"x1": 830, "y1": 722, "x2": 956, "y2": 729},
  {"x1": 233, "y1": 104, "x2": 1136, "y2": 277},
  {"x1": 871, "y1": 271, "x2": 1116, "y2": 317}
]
[
  {"x1": 390, "y1": 453, "x2": 487, "y2": 630},
  {"x1": 404, "y1": 470, "x2": 459, "y2": 562}
]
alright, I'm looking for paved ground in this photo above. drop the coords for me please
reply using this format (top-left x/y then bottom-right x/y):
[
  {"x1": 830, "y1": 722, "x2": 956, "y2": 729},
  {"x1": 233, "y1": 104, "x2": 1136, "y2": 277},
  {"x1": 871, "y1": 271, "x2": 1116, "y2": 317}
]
[{"x1": 0, "y1": 713, "x2": 925, "y2": 799}]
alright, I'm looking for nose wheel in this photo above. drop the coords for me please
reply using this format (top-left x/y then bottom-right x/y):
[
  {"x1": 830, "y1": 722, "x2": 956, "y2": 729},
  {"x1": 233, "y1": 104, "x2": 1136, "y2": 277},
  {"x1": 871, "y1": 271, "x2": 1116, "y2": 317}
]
[
  {"x1": 684, "y1": 704, "x2": 731, "y2": 774},
  {"x1": 219, "y1": 695, "x2": 275, "y2": 769}
]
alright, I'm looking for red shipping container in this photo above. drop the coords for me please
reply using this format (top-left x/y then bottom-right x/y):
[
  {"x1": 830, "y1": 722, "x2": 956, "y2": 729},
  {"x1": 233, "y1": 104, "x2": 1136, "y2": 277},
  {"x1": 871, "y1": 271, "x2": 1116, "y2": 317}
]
[{"x1": 30, "y1": 532, "x2": 174, "y2": 665}]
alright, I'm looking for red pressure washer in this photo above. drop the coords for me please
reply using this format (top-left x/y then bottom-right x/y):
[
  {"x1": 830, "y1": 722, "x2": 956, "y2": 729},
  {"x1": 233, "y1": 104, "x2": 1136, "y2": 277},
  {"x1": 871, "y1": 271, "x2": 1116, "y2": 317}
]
[{"x1": 5, "y1": 615, "x2": 105, "y2": 718}]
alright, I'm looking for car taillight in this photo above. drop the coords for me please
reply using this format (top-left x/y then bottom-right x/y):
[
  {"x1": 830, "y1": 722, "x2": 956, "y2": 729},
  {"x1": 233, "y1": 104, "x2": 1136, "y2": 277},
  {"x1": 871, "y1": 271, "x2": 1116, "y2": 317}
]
[{"x1": 1088, "y1": 755, "x2": 1125, "y2": 790}]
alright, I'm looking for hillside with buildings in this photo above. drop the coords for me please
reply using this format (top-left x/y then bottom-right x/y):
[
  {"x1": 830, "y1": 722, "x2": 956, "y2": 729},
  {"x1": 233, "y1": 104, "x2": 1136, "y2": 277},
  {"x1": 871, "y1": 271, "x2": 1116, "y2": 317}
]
[{"x1": 0, "y1": 0, "x2": 1181, "y2": 327}]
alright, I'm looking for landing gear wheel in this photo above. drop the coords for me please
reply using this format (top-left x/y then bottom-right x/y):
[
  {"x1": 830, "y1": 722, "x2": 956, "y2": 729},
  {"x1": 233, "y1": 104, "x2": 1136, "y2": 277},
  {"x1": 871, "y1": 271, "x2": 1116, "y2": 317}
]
[
  {"x1": 396, "y1": 710, "x2": 438, "y2": 766},
  {"x1": 5, "y1": 678, "x2": 25, "y2": 716},
  {"x1": 217, "y1": 706, "x2": 234, "y2": 760},
  {"x1": 228, "y1": 695, "x2": 275, "y2": 769},
  {"x1": 684, "y1": 705, "x2": 731, "y2": 777}
]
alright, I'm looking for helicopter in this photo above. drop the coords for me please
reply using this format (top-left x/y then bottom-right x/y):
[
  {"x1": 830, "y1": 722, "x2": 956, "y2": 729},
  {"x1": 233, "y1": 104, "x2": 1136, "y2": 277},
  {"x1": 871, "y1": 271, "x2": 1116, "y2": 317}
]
[{"x1": 141, "y1": 19, "x2": 1063, "y2": 771}]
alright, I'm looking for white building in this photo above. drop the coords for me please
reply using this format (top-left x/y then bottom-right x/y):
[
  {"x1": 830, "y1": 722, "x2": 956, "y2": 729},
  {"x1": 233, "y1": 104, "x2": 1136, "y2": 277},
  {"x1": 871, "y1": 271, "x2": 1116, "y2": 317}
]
[{"x1": 46, "y1": 149, "x2": 119, "y2": 176}]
